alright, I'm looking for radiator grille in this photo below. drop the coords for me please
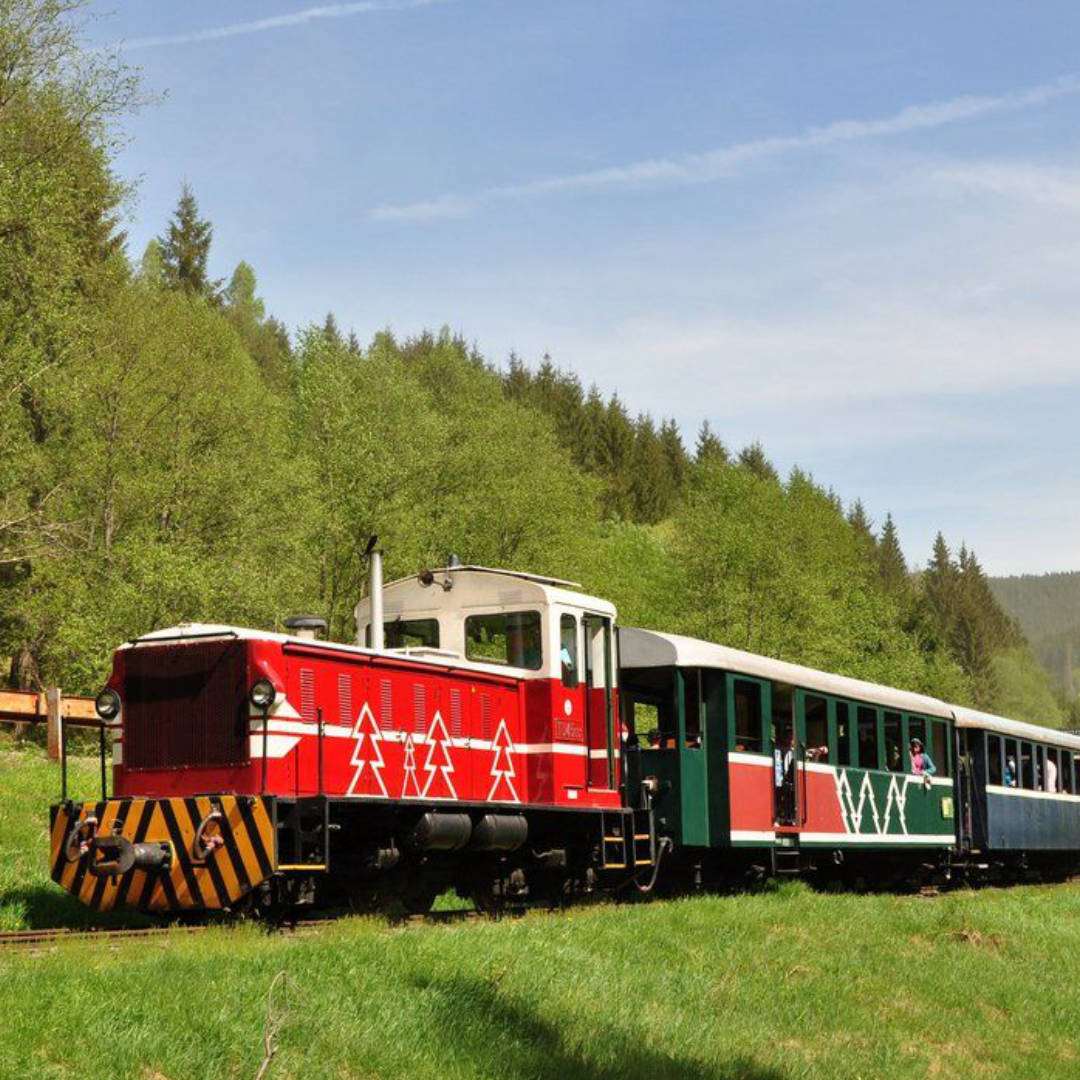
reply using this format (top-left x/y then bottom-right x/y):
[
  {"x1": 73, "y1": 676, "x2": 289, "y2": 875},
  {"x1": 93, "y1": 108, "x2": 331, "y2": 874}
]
[
  {"x1": 124, "y1": 641, "x2": 249, "y2": 770},
  {"x1": 450, "y1": 689, "x2": 463, "y2": 738},
  {"x1": 413, "y1": 683, "x2": 427, "y2": 734}
]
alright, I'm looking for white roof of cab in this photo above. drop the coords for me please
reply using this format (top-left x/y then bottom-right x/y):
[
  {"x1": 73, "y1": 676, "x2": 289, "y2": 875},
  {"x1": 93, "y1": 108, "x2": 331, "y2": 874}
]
[
  {"x1": 952, "y1": 705, "x2": 1080, "y2": 751},
  {"x1": 368, "y1": 566, "x2": 615, "y2": 620},
  {"x1": 619, "y1": 627, "x2": 953, "y2": 719}
]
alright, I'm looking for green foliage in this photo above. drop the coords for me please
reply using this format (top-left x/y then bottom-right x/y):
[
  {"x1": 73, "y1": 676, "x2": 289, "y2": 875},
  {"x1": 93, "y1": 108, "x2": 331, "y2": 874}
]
[
  {"x1": 990, "y1": 571, "x2": 1080, "y2": 701},
  {"x1": 294, "y1": 329, "x2": 598, "y2": 640},
  {"x1": 0, "y1": 0, "x2": 1067, "y2": 735},
  {"x1": 158, "y1": 182, "x2": 219, "y2": 299},
  {"x1": 668, "y1": 460, "x2": 965, "y2": 696}
]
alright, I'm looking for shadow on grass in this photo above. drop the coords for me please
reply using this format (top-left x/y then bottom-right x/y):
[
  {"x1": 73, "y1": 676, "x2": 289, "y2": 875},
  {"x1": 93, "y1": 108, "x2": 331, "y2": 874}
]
[
  {"x1": 411, "y1": 974, "x2": 788, "y2": 1080},
  {"x1": 0, "y1": 885, "x2": 151, "y2": 930}
]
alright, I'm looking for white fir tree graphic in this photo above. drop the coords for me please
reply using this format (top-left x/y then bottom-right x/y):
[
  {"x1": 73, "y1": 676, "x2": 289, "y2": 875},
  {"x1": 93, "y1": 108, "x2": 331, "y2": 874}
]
[
  {"x1": 401, "y1": 734, "x2": 422, "y2": 798},
  {"x1": 487, "y1": 718, "x2": 519, "y2": 802},
  {"x1": 347, "y1": 703, "x2": 387, "y2": 797},
  {"x1": 421, "y1": 711, "x2": 457, "y2": 800}
]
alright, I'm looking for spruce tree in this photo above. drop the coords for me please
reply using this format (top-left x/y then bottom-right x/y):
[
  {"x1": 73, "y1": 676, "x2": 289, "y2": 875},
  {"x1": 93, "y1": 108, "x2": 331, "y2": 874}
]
[
  {"x1": 877, "y1": 513, "x2": 908, "y2": 596},
  {"x1": 737, "y1": 441, "x2": 778, "y2": 481},
  {"x1": 659, "y1": 418, "x2": 690, "y2": 491},
  {"x1": 158, "y1": 183, "x2": 218, "y2": 299},
  {"x1": 694, "y1": 420, "x2": 727, "y2": 465}
]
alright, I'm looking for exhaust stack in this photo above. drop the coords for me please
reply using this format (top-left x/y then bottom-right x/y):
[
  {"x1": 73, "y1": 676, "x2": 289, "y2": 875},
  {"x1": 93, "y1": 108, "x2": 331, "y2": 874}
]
[{"x1": 369, "y1": 540, "x2": 384, "y2": 651}]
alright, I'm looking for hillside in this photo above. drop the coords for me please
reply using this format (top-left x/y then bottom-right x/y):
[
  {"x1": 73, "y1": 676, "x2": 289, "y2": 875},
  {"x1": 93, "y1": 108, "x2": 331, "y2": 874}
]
[
  {"x1": 0, "y1": 0, "x2": 1067, "y2": 730},
  {"x1": 3, "y1": 740, "x2": 1080, "y2": 1080},
  {"x1": 990, "y1": 572, "x2": 1080, "y2": 698}
]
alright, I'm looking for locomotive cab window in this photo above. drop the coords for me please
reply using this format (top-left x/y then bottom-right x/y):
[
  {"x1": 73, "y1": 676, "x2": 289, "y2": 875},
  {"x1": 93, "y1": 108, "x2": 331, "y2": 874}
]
[
  {"x1": 465, "y1": 610, "x2": 542, "y2": 670},
  {"x1": 733, "y1": 680, "x2": 764, "y2": 753},
  {"x1": 560, "y1": 614, "x2": 578, "y2": 688},
  {"x1": 372, "y1": 617, "x2": 440, "y2": 649}
]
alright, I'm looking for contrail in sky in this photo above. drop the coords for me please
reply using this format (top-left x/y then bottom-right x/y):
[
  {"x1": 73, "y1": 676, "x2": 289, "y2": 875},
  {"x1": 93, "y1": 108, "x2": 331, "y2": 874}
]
[
  {"x1": 118, "y1": 0, "x2": 451, "y2": 51},
  {"x1": 371, "y1": 73, "x2": 1080, "y2": 222}
]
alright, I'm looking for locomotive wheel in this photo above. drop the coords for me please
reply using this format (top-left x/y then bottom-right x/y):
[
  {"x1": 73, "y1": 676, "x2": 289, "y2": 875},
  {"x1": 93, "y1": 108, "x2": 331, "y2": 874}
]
[{"x1": 399, "y1": 878, "x2": 439, "y2": 915}]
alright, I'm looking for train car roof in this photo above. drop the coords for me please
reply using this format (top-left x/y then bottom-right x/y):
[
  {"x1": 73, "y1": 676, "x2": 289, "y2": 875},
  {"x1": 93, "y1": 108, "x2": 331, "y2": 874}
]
[
  {"x1": 951, "y1": 705, "x2": 1080, "y2": 751},
  {"x1": 619, "y1": 627, "x2": 953, "y2": 719}
]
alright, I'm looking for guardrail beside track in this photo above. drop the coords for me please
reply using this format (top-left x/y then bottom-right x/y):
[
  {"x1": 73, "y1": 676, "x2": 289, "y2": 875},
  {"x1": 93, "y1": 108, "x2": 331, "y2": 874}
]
[{"x1": 0, "y1": 688, "x2": 99, "y2": 760}]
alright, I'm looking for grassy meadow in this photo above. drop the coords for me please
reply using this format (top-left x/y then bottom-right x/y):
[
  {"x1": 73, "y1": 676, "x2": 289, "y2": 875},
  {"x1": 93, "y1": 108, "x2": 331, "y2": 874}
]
[{"x1": 2, "y1": 737, "x2": 1080, "y2": 1080}]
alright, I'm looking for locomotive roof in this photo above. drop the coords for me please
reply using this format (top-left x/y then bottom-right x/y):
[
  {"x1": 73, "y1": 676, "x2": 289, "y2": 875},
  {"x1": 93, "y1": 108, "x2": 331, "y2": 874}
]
[
  {"x1": 619, "y1": 627, "x2": 953, "y2": 719},
  {"x1": 951, "y1": 705, "x2": 1080, "y2": 752},
  {"x1": 373, "y1": 566, "x2": 616, "y2": 618}
]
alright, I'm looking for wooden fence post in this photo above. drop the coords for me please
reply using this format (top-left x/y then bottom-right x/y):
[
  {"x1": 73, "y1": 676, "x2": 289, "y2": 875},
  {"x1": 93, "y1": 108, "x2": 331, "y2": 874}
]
[{"x1": 46, "y1": 687, "x2": 62, "y2": 762}]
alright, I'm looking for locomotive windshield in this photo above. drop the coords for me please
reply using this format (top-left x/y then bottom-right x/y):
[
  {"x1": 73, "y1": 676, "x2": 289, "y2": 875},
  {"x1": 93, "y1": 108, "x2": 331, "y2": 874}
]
[{"x1": 465, "y1": 610, "x2": 542, "y2": 670}]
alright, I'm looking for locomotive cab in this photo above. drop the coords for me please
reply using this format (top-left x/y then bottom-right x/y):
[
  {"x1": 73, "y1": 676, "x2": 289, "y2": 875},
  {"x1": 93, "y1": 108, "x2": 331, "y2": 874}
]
[{"x1": 355, "y1": 565, "x2": 622, "y2": 799}]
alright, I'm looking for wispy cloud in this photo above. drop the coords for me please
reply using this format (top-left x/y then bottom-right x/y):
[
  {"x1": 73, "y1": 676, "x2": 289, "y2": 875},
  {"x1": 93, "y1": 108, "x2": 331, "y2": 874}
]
[
  {"x1": 117, "y1": 0, "x2": 451, "y2": 51},
  {"x1": 371, "y1": 73, "x2": 1080, "y2": 222},
  {"x1": 935, "y1": 162, "x2": 1080, "y2": 210}
]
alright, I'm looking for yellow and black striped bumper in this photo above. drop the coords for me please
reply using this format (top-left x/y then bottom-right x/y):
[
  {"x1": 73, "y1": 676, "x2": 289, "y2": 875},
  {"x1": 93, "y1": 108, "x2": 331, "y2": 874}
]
[{"x1": 49, "y1": 796, "x2": 276, "y2": 913}]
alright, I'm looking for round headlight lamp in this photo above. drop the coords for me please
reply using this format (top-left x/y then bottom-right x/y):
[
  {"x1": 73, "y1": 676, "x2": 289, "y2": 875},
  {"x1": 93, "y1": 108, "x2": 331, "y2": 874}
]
[
  {"x1": 94, "y1": 688, "x2": 121, "y2": 721},
  {"x1": 249, "y1": 678, "x2": 276, "y2": 710}
]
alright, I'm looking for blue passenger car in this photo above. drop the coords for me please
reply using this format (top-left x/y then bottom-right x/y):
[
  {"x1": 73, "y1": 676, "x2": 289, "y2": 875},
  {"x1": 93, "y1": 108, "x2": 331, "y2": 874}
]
[{"x1": 956, "y1": 707, "x2": 1080, "y2": 854}]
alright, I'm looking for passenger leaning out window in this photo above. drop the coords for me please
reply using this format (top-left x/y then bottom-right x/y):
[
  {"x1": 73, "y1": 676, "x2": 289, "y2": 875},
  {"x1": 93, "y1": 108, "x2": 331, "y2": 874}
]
[{"x1": 909, "y1": 738, "x2": 936, "y2": 787}]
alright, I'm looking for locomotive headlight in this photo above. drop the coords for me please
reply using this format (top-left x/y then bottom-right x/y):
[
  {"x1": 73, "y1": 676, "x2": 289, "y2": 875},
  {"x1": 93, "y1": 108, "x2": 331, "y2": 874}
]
[
  {"x1": 94, "y1": 688, "x2": 121, "y2": 721},
  {"x1": 249, "y1": 678, "x2": 276, "y2": 711}
]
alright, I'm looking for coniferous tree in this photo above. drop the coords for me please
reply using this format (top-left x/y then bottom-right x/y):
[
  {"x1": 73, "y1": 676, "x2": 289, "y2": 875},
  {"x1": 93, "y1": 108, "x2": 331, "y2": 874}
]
[
  {"x1": 694, "y1": 420, "x2": 727, "y2": 465},
  {"x1": 877, "y1": 513, "x2": 908, "y2": 596},
  {"x1": 737, "y1": 441, "x2": 779, "y2": 481},
  {"x1": 659, "y1": 418, "x2": 690, "y2": 490},
  {"x1": 159, "y1": 183, "x2": 219, "y2": 299}
]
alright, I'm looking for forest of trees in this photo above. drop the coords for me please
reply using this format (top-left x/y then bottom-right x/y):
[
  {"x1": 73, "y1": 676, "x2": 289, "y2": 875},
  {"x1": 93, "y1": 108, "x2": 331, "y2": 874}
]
[
  {"x1": 990, "y1": 572, "x2": 1080, "y2": 700},
  {"x1": 1, "y1": 0, "x2": 1076, "y2": 728}
]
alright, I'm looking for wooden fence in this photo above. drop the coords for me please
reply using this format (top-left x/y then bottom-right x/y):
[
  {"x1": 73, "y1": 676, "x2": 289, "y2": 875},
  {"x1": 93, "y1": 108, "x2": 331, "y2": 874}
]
[{"x1": 0, "y1": 689, "x2": 99, "y2": 760}]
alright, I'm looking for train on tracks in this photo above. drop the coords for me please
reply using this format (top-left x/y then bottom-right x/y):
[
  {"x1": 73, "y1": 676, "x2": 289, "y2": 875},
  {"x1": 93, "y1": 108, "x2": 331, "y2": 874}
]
[{"x1": 50, "y1": 556, "x2": 1080, "y2": 917}]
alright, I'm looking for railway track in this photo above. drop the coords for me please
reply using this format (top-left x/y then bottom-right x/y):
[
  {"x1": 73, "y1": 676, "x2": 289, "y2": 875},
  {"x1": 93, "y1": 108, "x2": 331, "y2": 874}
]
[{"x1": 0, "y1": 908, "x2": 482, "y2": 952}]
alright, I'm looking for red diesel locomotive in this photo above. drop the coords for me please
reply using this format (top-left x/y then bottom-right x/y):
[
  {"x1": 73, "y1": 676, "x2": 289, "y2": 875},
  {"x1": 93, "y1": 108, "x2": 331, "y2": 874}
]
[{"x1": 50, "y1": 562, "x2": 650, "y2": 915}]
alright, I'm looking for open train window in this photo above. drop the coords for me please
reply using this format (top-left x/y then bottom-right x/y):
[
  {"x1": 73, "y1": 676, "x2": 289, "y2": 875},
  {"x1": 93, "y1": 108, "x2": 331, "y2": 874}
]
[
  {"x1": 772, "y1": 684, "x2": 794, "y2": 754},
  {"x1": 684, "y1": 669, "x2": 702, "y2": 749},
  {"x1": 987, "y1": 734, "x2": 1002, "y2": 786},
  {"x1": 857, "y1": 706, "x2": 880, "y2": 770},
  {"x1": 1046, "y1": 748, "x2": 1061, "y2": 793},
  {"x1": 733, "y1": 680, "x2": 764, "y2": 753},
  {"x1": 884, "y1": 712, "x2": 903, "y2": 772},
  {"x1": 622, "y1": 668, "x2": 676, "y2": 749},
  {"x1": 908, "y1": 716, "x2": 927, "y2": 755},
  {"x1": 835, "y1": 702, "x2": 852, "y2": 766},
  {"x1": 1063, "y1": 751, "x2": 1075, "y2": 794},
  {"x1": 1020, "y1": 742, "x2": 1034, "y2": 789},
  {"x1": 1004, "y1": 739, "x2": 1019, "y2": 787},
  {"x1": 931, "y1": 720, "x2": 950, "y2": 778},
  {"x1": 805, "y1": 695, "x2": 828, "y2": 760}
]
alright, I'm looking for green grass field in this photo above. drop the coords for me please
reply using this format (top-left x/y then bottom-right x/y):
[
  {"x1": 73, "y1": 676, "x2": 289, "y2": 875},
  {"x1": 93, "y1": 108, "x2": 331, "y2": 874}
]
[{"x1": 2, "y1": 735, "x2": 1080, "y2": 1080}]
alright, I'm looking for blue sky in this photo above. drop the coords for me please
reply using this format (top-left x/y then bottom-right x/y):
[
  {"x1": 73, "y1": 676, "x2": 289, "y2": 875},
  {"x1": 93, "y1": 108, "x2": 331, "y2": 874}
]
[{"x1": 91, "y1": 1, "x2": 1080, "y2": 575}]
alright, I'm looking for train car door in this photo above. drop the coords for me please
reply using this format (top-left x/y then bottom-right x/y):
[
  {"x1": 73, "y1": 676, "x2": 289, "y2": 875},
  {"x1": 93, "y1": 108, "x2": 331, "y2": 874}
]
[
  {"x1": 772, "y1": 683, "x2": 798, "y2": 827},
  {"x1": 584, "y1": 614, "x2": 616, "y2": 789}
]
